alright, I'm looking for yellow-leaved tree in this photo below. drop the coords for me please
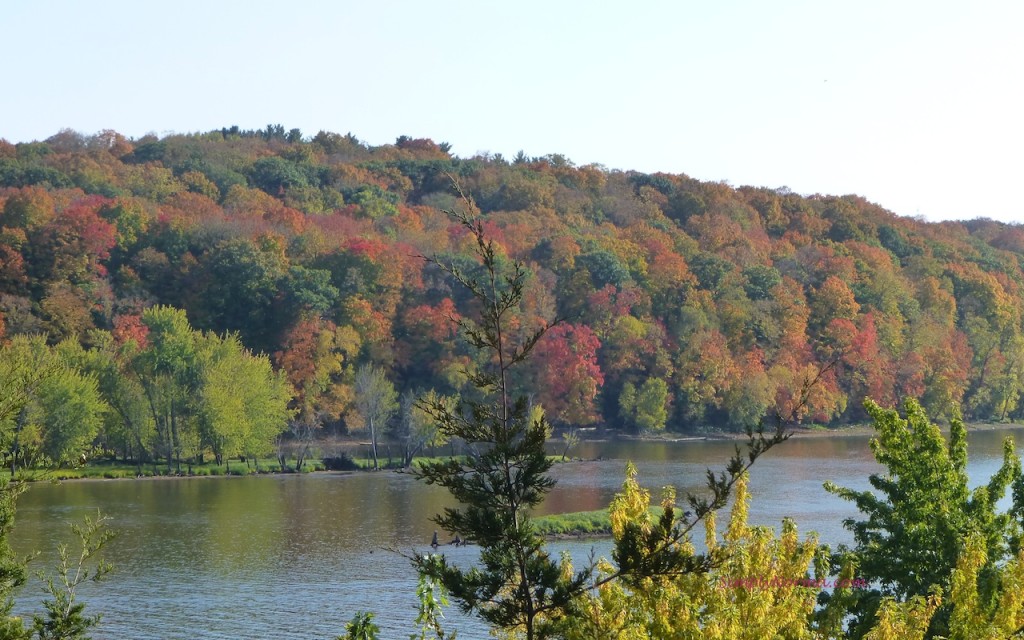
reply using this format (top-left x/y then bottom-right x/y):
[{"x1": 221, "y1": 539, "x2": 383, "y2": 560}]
[{"x1": 564, "y1": 467, "x2": 826, "y2": 639}]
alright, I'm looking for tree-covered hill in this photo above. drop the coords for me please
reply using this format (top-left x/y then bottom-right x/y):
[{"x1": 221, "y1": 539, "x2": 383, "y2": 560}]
[{"x1": 2, "y1": 126, "x2": 1022, "y2": 434}]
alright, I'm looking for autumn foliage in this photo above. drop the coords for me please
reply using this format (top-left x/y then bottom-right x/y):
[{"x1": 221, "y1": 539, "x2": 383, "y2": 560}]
[{"x1": 2, "y1": 126, "x2": 1024, "y2": 431}]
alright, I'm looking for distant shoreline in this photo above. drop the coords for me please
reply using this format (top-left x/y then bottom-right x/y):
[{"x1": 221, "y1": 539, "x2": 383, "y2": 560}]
[
  {"x1": 15, "y1": 422, "x2": 1024, "y2": 484},
  {"x1": 607, "y1": 421, "x2": 1024, "y2": 442}
]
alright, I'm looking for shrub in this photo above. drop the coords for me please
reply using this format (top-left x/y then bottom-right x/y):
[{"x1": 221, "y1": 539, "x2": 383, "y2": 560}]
[{"x1": 322, "y1": 454, "x2": 359, "y2": 471}]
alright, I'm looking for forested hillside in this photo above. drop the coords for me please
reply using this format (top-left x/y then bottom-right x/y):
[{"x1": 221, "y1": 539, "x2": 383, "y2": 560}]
[{"x1": 2, "y1": 126, "x2": 1023, "y2": 443}]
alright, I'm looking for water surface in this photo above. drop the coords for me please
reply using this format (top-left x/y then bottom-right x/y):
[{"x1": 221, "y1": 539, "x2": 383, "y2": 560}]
[{"x1": 14, "y1": 427, "x2": 1024, "y2": 638}]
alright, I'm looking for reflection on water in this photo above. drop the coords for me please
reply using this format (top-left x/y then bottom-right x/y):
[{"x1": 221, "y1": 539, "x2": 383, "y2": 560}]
[{"x1": 13, "y1": 426, "x2": 1024, "y2": 639}]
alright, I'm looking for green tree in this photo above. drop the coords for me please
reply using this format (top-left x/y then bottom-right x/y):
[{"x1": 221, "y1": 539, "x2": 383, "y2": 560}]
[
  {"x1": 197, "y1": 332, "x2": 293, "y2": 468},
  {"x1": 575, "y1": 250, "x2": 630, "y2": 290},
  {"x1": 0, "y1": 336, "x2": 62, "y2": 473},
  {"x1": 61, "y1": 331, "x2": 155, "y2": 468},
  {"x1": 352, "y1": 364, "x2": 398, "y2": 471},
  {"x1": 0, "y1": 340, "x2": 113, "y2": 639},
  {"x1": 618, "y1": 378, "x2": 669, "y2": 432},
  {"x1": 195, "y1": 238, "x2": 289, "y2": 353},
  {"x1": 29, "y1": 360, "x2": 107, "y2": 467},
  {"x1": 410, "y1": 568, "x2": 457, "y2": 640},
  {"x1": 742, "y1": 264, "x2": 782, "y2": 301},
  {"x1": 1, "y1": 337, "x2": 105, "y2": 472},
  {"x1": 822, "y1": 398, "x2": 1023, "y2": 638},
  {"x1": 132, "y1": 306, "x2": 200, "y2": 472},
  {"x1": 249, "y1": 156, "x2": 309, "y2": 194},
  {"x1": 0, "y1": 336, "x2": 58, "y2": 426}
]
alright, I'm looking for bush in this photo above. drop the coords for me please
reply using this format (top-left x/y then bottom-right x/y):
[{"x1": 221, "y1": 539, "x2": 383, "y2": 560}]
[{"x1": 321, "y1": 454, "x2": 359, "y2": 471}]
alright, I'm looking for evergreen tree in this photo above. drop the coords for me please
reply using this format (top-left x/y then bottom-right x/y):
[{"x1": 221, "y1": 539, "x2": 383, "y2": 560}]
[{"x1": 411, "y1": 205, "x2": 587, "y2": 639}]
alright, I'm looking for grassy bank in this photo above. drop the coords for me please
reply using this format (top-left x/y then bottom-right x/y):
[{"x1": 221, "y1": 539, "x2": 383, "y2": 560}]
[
  {"x1": 1, "y1": 457, "x2": 329, "y2": 483},
  {"x1": 533, "y1": 507, "x2": 665, "y2": 538},
  {"x1": 5, "y1": 447, "x2": 575, "y2": 484},
  {"x1": 533, "y1": 510, "x2": 613, "y2": 537},
  {"x1": 2, "y1": 451, "x2": 564, "y2": 482}
]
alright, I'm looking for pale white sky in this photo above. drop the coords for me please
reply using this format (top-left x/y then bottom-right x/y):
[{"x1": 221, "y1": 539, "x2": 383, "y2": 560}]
[{"x1": 2, "y1": 0, "x2": 1022, "y2": 222}]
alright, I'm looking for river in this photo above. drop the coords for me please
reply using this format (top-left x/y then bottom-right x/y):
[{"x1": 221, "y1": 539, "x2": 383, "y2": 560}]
[{"x1": 12, "y1": 427, "x2": 1024, "y2": 638}]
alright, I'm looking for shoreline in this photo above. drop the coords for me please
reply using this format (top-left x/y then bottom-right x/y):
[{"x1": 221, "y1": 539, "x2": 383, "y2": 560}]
[
  {"x1": 16, "y1": 421, "x2": 1024, "y2": 484},
  {"x1": 12, "y1": 468, "x2": 358, "y2": 484},
  {"x1": 614, "y1": 420, "x2": 1024, "y2": 442}
]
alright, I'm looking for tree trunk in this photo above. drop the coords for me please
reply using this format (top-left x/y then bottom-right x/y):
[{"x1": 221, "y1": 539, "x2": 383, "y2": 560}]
[
  {"x1": 370, "y1": 418, "x2": 379, "y2": 470},
  {"x1": 162, "y1": 414, "x2": 172, "y2": 474},
  {"x1": 10, "y1": 407, "x2": 27, "y2": 476},
  {"x1": 170, "y1": 403, "x2": 181, "y2": 475}
]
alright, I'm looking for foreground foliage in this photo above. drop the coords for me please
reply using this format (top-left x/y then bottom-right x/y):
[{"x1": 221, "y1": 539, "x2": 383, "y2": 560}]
[
  {"x1": 358, "y1": 394, "x2": 1024, "y2": 639},
  {"x1": 823, "y1": 398, "x2": 1024, "y2": 638},
  {"x1": 561, "y1": 398, "x2": 1024, "y2": 640},
  {"x1": 0, "y1": 483, "x2": 112, "y2": 640},
  {"x1": 32, "y1": 513, "x2": 114, "y2": 640},
  {"x1": 565, "y1": 469, "x2": 824, "y2": 639}
]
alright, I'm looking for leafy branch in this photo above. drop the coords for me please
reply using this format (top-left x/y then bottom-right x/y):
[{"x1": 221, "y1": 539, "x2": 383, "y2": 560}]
[{"x1": 32, "y1": 511, "x2": 114, "y2": 640}]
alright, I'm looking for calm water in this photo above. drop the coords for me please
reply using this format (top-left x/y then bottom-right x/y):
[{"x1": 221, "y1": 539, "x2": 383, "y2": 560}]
[{"x1": 12, "y1": 427, "x2": 1024, "y2": 638}]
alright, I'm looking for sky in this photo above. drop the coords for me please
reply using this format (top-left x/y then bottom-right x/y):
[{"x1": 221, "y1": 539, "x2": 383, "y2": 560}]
[{"x1": 2, "y1": 0, "x2": 1022, "y2": 222}]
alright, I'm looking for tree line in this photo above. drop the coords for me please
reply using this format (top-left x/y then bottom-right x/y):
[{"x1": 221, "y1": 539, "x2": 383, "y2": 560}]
[
  {"x1": 3, "y1": 126, "x2": 1024, "y2": 445},
  {"x1": 0, "y1": 303, "x2": 453, "y2": 473},
  {"x1": 0, "y1": 306, "x2": 291, "y2": 471}
]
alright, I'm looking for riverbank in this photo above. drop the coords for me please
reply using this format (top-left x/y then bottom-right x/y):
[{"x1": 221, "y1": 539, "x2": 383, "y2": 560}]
[
  {"x1": 600, "y1": 424, "x2": 875, "y2": 442},
  {"x1": 12, "y1": 419, "x2": 1024, "y2": 484},
  {"x1": 1, "y1": 458, "x2": 323, "y2": 483},
  {"x1": 3, "y1": 451, "x2": 577, "y2": 483},
  {"x1": 786, "y1": 420, "x2": 1024, "y2": 439},
  {"x1": 533, "y1": 507, "x2": 669, "y2": 540},
  {"x1": 645, "y1": 420, "x2": 1024, "y2": 441}
]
